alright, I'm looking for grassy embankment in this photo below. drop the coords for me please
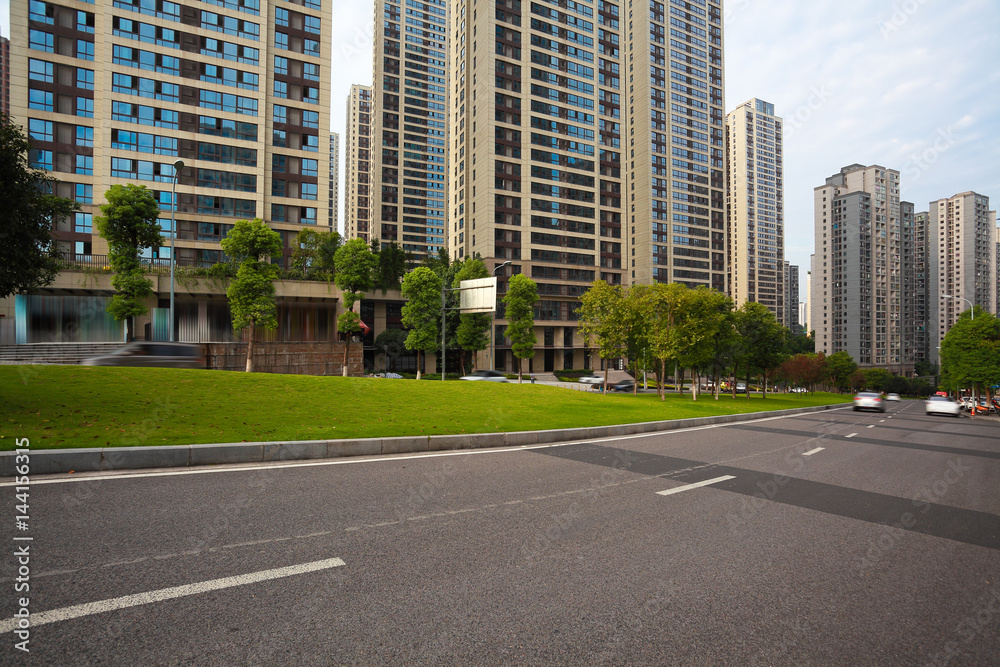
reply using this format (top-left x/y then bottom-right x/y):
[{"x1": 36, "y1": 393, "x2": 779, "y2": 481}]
[{"x1": 1, "y1": 366, "x2": 850, "y2": 450}]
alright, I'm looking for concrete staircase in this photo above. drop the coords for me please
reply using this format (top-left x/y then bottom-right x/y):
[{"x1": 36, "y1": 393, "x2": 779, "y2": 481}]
[{"x1": 0, "y1": 343, "x2": 123, "y2": 365}]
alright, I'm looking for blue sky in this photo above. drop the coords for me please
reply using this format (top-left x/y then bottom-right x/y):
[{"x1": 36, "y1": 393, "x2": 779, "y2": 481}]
[{"x1": 5, "y1": 0, "x2": 999, "y2": 298}]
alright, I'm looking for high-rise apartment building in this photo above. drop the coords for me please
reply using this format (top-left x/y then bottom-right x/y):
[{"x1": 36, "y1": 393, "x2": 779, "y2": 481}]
[
  {"x1": 328, "y1": 131, "x2": 339, "y2": 230},
  {"x1": 370, "y1": 0, "x2": 447, "y2": 258},
  {"x1": 914, "y1": 210, "x2": 930, "y2": 367},
  {"x1": 447, "y1": 0, "x2": 626, "y2": 372},
  {"x1": 12, "y1": 0, "x2": 332, "y2": 269},
  {"x1": 630, "y1": 0, "x2": 726, "y2": 290},
  {"x1": 1, "y1": 34, "x2": 10, "y2": 117},
  {"x1": 344, "y1": 84, "x2": 372, "y2": 242},
  {"x1": 783, "y1": 261, "x2": 799, "y2": 334},
  {"x1": 928, "y1": 192, "x2": 997, "y2": 363},
  {"x1": 811, "y1": 164, "x2": 911, "y2": 372},
  {"x1": 727, "y1": 98, "x2": 783, "y2": 320}
]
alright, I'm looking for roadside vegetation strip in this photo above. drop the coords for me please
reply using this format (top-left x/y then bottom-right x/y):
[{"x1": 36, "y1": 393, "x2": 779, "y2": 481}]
[{"x1": 1, "y1": 366, "x2": 851, "y2": 451}]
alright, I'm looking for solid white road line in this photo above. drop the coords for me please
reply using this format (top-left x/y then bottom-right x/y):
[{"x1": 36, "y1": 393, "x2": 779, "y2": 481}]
[
  {"x1": 656, "y1": 475, "x2": 736, "y2": 496},
  {"x1": 845, "y1": 433, "x2": 858, "y2": 438},
  {"x1": 0, "y1": 557, "x2": 346, "y2": 634},
  {"x1": 802, "y1": 447, "x2": 825, "y2": 456}
]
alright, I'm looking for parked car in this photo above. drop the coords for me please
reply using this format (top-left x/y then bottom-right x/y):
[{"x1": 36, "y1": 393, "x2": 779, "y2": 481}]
[
  {"x1": 459, "y1": 370, "x2": 508, "y2": 382},
  {"x1": 578, "y1": 375, "x2": 605, "y2": 385},
  {"x1": 853, "y1": 392, "x2": 885, "y2": 413},
  {"x1": 81, "y1": 342, "x2": 206, "y2": 369},
  {"x1": 885, "y1": 393, "x2": 901, "y2": 402},
  {"x1": 925, "y1": 395, "x2": 960, "y2": 417},
  {"x1": 735, "y1": 382, "x2": 748, "y2": 394}
]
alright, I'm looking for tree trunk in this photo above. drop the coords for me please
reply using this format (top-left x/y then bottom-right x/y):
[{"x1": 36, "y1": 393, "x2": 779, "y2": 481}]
[
  {"x1": 517, "y1": 356, "x2": 522, "y2": 383},
  {"x1": 126, "y1": 316, "x2": 134, "y2": 343},
  {"x1": 245, "y1": 320, "x2": 255, "y2": 373},
  {"x1": 692, "y1": 369, "x2": 698, "y2": 401},
  {"x1": 343, "y1": 335, "x2": 351, "y2": 377},
  {"x1": 416, "y1": 351, "x2": 422, "y2": 380},
  {"x1": 762, "y1": 368, "x2": 768, "y2": 399},
  {"x1": 657, "y1": 360, "x2": 665, "y2": 401}
]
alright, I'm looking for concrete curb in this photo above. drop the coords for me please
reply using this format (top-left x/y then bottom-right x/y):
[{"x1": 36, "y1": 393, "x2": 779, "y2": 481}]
[{"x1": 0, "y1": 404, "x2": 850, "y2": 477}]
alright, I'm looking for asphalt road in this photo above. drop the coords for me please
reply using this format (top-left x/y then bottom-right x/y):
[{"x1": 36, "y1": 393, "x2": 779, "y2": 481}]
[{"x1": 2, "y1": 401, "x2": 999, "y2": 665}]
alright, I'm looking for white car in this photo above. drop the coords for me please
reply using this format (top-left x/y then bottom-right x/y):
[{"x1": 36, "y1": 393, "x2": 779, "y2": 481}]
[
  {"x1": 885, "y1": 393, "x2": 901, "y2": 402},
  {"x1": 853, "y1": 392, "x2": 885, "y2": 413},
  {"x1": 578, "y1": 375, "x2": 605, "y2": 384},
  {"x1": 925, "y1": 395, "x2": 960, "y2": 417}
]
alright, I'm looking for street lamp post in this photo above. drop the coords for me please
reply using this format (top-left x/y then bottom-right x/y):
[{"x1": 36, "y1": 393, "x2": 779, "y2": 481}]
[
  {"x1": 169, "y1": 159, "x2": 184, "y2": 342},
  {"x1": 941, "y1": 293, "x2": 974, "y2": 320},
  {"x1": 490, "y1": 260, "x2": 513, "y2": 371}
]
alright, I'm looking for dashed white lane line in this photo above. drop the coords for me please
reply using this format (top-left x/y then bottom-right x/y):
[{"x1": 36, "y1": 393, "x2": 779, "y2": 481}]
[
  {"x1": 0, "y1": 557, "x2": 346, "y2": 634},
  {"x1": 802, "y1": 447, "x2": 825, "y2": 456},
  {"x1": 880, "y1": 419, "x2": 886, "y2": 423},
  {"x1": 867, "y1": 425, "x2": 875, "y2": 429},
  {"x1": 656, "y1": 475, "x2": 736, "y2": 496},
  {"x1": 845, "y1": 433, "x2": 858, "y2": 438}
]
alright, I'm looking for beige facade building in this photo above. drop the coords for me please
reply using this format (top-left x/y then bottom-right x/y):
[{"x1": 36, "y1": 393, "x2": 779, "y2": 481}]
[
  {"x1": 726, "y1": 98, "x2": 783, "y2": 321},
  {"x1": 343, "y1": 84, "x2": 372, "y2": 242},
  {"x1": 328, "y1": 131, "x2": 339, "y2": 230},
  {"x1": 928, "y1": 192, "x2": 997, "y2": 363},
  {"x1": 628, "y1": 1, "x2": 726, "y2": 291},
  {"x1": 370, "y1": 0, "x2": 447, "y2": 259},
  {"x1": 811, "y1": 164, "x2": 912, "y2": 372}
]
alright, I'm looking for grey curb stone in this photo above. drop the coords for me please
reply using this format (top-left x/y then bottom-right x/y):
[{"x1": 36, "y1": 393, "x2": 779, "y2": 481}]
[
  {"x1": 102, "y1": 445, "x2": 190, "y2": 471},
  {"x1": 0, "y1": 403, "x2": 850, "y2": 477}
]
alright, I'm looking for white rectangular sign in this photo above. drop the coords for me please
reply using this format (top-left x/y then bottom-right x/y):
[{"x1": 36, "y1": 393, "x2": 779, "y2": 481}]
[{"x1": 459, "y1": 277, "x2": 497, "y2": 313}]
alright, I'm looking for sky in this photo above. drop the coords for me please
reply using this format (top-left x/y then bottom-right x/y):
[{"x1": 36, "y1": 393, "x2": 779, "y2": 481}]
[{"x1": 5, "y1": 0, "x2": 999, "y2": 297}]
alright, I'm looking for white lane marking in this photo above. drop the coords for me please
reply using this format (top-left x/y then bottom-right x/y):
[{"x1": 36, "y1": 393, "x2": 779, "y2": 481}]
[
  {"x1": 845, "y1": 433, "x2": 858, "y2": 438},
  {"x1": 867, "y1": 425, "x2": 875, "y2": 429},
  {"x1": 3, "y1": 407, "x2": 855, "y2": 487},
  {"x1": 879, "y1": 419, "x2": 886, "y2": 423},
  {"x1": 656, "y1": 475, "x2": 736, "y2": 496},
  {"x1": 0, "y1": 558, "x2": 346, "y2": 634},
  {"x1": 802, "y1": 447, "x2": 825, "y2": 456}
]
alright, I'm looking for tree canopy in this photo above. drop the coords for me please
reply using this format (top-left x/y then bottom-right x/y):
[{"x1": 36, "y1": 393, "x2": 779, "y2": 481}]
[
  {"x1": 940, "y1": 310, "x2": 1000, "y2": 396},
  {"x1": 503, "y1": 273, "x2": 539, "y2": 383},
  {"x1": 0, "y1": 115, "x2": 78, "y2": 299},
  {"x1": 401, "y1": 266, "x2": 443, "y2": 380},
  {"x1": 453, "y1": 258, "x2": 491, "y2": 374}
]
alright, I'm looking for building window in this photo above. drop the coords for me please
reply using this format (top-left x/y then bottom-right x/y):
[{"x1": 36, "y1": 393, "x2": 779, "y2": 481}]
[
  {"x1": 275, "y1": 32, "x2": 288, "y2": 50},
  {"x1": 76, "y1": 68, "x2": 95, "y2": 90},
  {"x1": 76, "y1": 10, "x2": 95, "y2": 33},
  {"x1": 302, "y1": 134, "x2": 318, "y2": 152},
  {"x1": 29, "y1": 149, "x2": 53, "y2": 171},
  {"x1": 271, "y1": 179, "x2": 286, "y2": 197},
  {"x1": 304, "y1": 15, "x2": 321, "y2": 35},
  {"x1": 303, "y1": 62, "x2": 320, "y2": 81},
  {"x1": 75, "y1": 126, "x2": 94, "y2": 147},
  {"x1": 28, "y1": 119, "x2": 54, "y2": 142},
  {"x1": 275, "y1": 7, "x2": 289, "y2": 26},
  {"x1": 76, "y1": 39, "x2": 95, "y2": 61},
  {"x1": 300, "y1": 207, "x2": 317, "y2": 224},
  {"x1": 75, "y1": 212, "x2": 93, "y2": 233},
  {"x1": 29, "y1": 30, "x2": 54, "y2": 53},
  {"x1": 274, "y1": 80, "x2": 288, "y2": 98},
  {"x1": 28, "y1": 89, "x2": 54, "y2": 111},
  {"x1": 301, "y1": 158, "x2": 318, "y2": 176},
  {"x1": 301, "y1": 182, "x2": 317, "y2": 200},
  {"x1": 75, "y1": 155, "x2": 94, "y2": 175},
  {"x1": 304, "y1": 38, "x2": 320, "y2": 56},
  {"x1": 28, "y1": 59, "x2": 54, "y2": 82},
  {"x1": 271, "y1": 204, "x2": 286, "y2": 222},
  {"x1": 302, "y1": 110, "x2": 319, "y2": 128},
  {"x1": 274, "y1": 55, "x2": 288, "y2": 74},
  {"x1": 29, "y1": 1, "x2": 55, "y2": 24},
  {"x1": 273, "y1": 104, "x2": 288, "y2": 124},
  {"x1": 273, "y1": 129, "x2": 286, "y2": 147},
  {"x1": 272, "y1": 155, "x2": 286, "y2": 173},
  {"x1": 75, "y1": 183, "x2": 93, "y2": 204},
  {"x1": 76, "y1": 97, "x2": 94, "y2": 117}
]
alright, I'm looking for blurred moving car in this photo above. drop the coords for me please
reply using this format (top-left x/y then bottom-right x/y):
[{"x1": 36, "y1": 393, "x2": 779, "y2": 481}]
[
  {"x1": 790, "y1": 387, "x2": 808, "y2": 393},
  {"x1": 735, "y1": 382, "x2": 748, "y2": 394},
  {"x1": 611, "y1": 380, "x2": 635, "y2": 392},
  {"x1": 578, "y1": 375, "x2": 605, "y2": 384},
  {"x1": 925, "y1": 395, "x2": 960, "y2": 417},
  {"x1": 81, "y1": 342, "x2": 206, "y2": 369},
  {"x1": 853, "y1": 392, "x2": 885, "y2": 412},
  {"x1": 885, "y1": 393, "x2": 901, "y2": 402},
  {"x1": 459, "y1": 370, "x2": 508, "y2": 382}
]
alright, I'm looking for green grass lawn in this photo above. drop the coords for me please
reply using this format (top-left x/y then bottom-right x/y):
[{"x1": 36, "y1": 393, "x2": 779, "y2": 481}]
[{"x1": 1, "y1": 366, "x2": 851, "y2": 450}]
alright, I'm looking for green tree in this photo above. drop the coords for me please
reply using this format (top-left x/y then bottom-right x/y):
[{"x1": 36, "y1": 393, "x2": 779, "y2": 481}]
[
  {"x1": 374, "y1": 327, "x2": 409, "y2": 373},
  {"x1": 0, "y1": 115, "x2": 79, "y2": 299},
  {"x1": 825, "y1": 351, "x2": 858, "y2": 393},
  {"x1": 375, "y1": 241, "x2": 408, "y2": 291},
  {"x1": 647, "y1": 282, "x2": 689, "y2": 400},
  {"x1": 862, "y1": 368, "x2": 892, "y2": 392},
  {"x1": 577, "y1": 280, "x2": 623, "y2": 393},
  {"x1": 618, "y1": 284, "x2": 654, "y2": 395},
  {"x1": 334, "y1": 238, "x2": 377, "y2": 376},
  {"x1": 401, "y1": 266, "x2": 443, "y2": 380},
  {"x1": 290, "y1": 229, "x2": 340, "y2": 279},
  {"x1": 503, "y1": 273, "x2": 539, "y2": 383},
  {"x1": 787, "y1": 330, "x2": 815, "y2": 354},
  {"x1": 94, "y1": 184, "x2": 163, "y2": 342},
  {"x1": 220, "y1": 218, "x2": 283, "y2": 372},
  {"x1": 734, "y1": 301, "x2": 787, "y2": 399},
  {"x1": 453, "y1": 258, "x2": 491, "y2": 374},
  {"x1": 940, "y1": 310, "x2": 1000, "y2": 398}
]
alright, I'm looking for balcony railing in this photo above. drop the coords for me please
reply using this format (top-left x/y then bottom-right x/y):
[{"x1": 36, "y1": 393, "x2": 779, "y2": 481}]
[{"x1": 61, "y1": 254, "x2": 172, "y2": 270}]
